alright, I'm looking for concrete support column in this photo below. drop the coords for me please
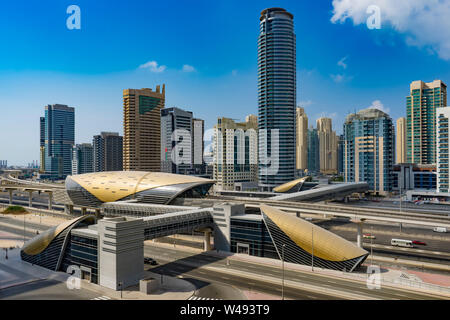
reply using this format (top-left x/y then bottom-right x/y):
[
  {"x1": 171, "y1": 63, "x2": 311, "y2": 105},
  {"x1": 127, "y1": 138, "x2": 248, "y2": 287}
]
[
  {"x1": 65, "y1": 204, "x2": 74, "y2": 215},
  {"x1": 95, "y1": 209, "x2": 101, "y2": 219},
  {"x1": 47, "y1": 192, "x2": 53, "y2": 210},
  {"x1": 203, "y1": 231, "x2": 212, "y2": 251},
  {"x1": 356, "y1": 223, "x2": 363, "y2": 248},
  {"x1": 28, "y1": 191, "x2": 33, "y2": 208},
  {"x1": 81, "y1": 207, "x2": 87, "y2": 215},
  {"x1": 8, "y1": 189, "x2": 13, "y2": 205},
  {"x1": 351, "y1": 218, "x2": 364, "y2": 248}
]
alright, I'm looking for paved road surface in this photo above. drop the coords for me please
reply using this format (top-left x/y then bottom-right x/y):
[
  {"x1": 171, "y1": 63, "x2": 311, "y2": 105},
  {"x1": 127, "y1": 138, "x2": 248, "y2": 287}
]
[{"x1": 144, "y1": 244, "x2": 447, "y2": 300}]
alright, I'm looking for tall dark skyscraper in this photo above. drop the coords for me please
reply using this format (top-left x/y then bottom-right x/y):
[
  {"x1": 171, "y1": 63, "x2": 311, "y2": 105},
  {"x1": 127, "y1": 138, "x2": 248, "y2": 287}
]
[
  {"x1": 93, "y1": 132, "x2": 123, "y2": 172},
  {"x1": 258, "y1": 8, "x2": 296, "y2": 191},
  {"x1": 42, "y1": 104, "x2": 75, "y2": 179},
  {"x1": 40, "y1": 116, "x2": 45, "y2": 172}
]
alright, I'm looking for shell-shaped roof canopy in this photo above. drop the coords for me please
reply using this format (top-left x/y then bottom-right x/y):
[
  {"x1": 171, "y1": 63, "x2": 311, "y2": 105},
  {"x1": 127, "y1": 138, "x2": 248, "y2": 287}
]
[
  {"x1": 261, "y1": 205, "x2": 367, "y2": 262},
  {"x1": 273, "y1": 176, "x2": 309, "y2": 193},
  {"x1": 22, "y1": 215, "x2": 96, "y2": 255},
  {"x1": 67, "y1": 171, "x2": 215, "y2": 203}
]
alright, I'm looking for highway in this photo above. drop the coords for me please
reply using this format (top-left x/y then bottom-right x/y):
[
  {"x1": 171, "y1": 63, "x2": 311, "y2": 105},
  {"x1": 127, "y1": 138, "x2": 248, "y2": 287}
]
[
  {"x1": 144, "y1": 244, "x2": 447, "y2": 300},
  {"x1": 1, "y1": 211, "x2": 449, "y2": 300}
]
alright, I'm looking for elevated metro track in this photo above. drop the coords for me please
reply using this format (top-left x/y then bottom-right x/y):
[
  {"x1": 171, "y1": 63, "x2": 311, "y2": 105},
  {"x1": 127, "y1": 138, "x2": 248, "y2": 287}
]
[{"x1": 204, "y1": 196, "x2": 450, "y2": 228}]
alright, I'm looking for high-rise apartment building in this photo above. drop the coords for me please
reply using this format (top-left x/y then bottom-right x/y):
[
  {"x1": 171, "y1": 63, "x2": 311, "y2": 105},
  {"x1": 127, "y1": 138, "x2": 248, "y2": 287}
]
[
  {"x1": 296, "y1": 107, "x2": 308, "y2": 171},
  {"x1": 406, "y1": 80, "x2": 447, "y2": 164},
  {"x1": 42, "y1": 104, "x2": 75, "y2": 179},
  {"x1": 123, "y1": 85, "x2": 165, "y2": 171},
  {"x1": 258, "y1": 8, "x2": 296, "y2": 191},
  {"x1": 213, "y1": 116, "x2": 258, "y2": 190},
  {"x1": 337, "y1": 134, "x2": 345, "y2": 176},
  {"x1": 344, "y1": 108, "x2": 394, "y2": 195},
  {"x1": 93, "y1": 132, "x2": 123, "y2": 172},
  {"x1": 161, "y1": 107, "x2": 193, "y2": 174},
  {"x1": 192, "y1": 118, "x2": 205, "y2": 172},
  {"x1": 40, "y1": 117, "x2": 45, "y2": 173},
  {"x1": 307, "y1": 128, "x2": 319, "y2": 174},
  {"x1": 72, "y1": 143, "x2": 94, "y2": 175},
  {"x1": 436, "y1": 107, "x2": 450, "y2": 193},
  {"x1": 317, "y1": 117, "x2": 338, "y2": 174},
  {"x1": 396, "y1": 117, "x2": 407, "y2": 164}
]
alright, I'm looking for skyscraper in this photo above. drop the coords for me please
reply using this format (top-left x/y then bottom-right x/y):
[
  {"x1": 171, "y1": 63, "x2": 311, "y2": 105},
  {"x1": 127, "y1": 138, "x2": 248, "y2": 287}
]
[
  {"x1": 406, "y1": 80, "x2": 447, "y2": 164},
  {"x1": 337, "y1": 134, "x2": 345, "y2": 176},
  {"x1": 40, "y1": 117, "x2": 45, "y2": 173},
  {"x1": 258, "y1": 7, "x2": 296, "y2": 191},
  {"x1": 93, "y1": 132, "x2": 123, "y2": 172},
  {"x1": 396, "y1": 117, "x2": 407, "y2": 164},
  {"x1": 213, "y1": 116, "x2": 258, "y2": 191},
  {"x1": 42, "y1": 104, "x2": 75, "y2": 179},
  {"x1": 436, "y1": 107, "x2": 450, "y2": 193},
  {"x1": 307, "y1": 127, "x2": 319, "y2": 174},
  {"x1": 72, "y1": 143, "x2": 94, "y2": 175},
  {"x1": 317, "y1": 117, "x2": 338, "y2": 174},
  {"x1": 161, "y1": 107, "x2": 193, "y2": 174},
  {"x1": 344, "y1": 108, "x2": 394, "y2": 195},
  {"x1": 296, "y1": 107, "x2": 308, "y2": 171},
  {"x1": 192, "y1": 118, "x2": 205, "y2": 172},
  {"x1": 123, "y1": 85, "x2": 165, "y2": 171}
]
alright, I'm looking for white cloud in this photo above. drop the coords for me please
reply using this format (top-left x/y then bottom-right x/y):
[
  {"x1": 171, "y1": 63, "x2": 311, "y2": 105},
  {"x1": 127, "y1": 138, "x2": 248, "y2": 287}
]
[
  {"x1": 182, "y1": 64, "x2": 195, "y2": 72},
  {"x1": 331, "y1": 73, "x2": 353, "y2": 83},
  {"x1": 139, "y1": 61, "x2": 166, "y2": 73},
  {"x1": 330, "y1": 0, "x2": 450, "y2": 60},
  {"x1": 368, "y1": 100, "x2": 390, "y2": 114},
  {"x1": 298, "y1": 100, "x2": 313, "y2": 107},
  {"x1": 337, "y1": 56, "x2": 348, "y2": 69}
]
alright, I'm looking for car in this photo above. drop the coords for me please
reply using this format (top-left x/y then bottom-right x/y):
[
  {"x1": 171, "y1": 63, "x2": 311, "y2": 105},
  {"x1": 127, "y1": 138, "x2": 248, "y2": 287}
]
[
  {"x1": 412, "y1": 240, "x2": 426, "y2": 246},
  {"x1": 144, "y1": 257, "x2": 158, "y2": 265},
  {"x1": 363, "y1": 233, "x2": 376, "y2": 239},
  {"x1": 433, "y1": 227, "x2": 447, "y2": 233}
]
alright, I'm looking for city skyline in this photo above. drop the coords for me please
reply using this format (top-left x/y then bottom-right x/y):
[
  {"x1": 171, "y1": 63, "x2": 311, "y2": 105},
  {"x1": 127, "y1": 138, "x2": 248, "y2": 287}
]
[{"x1": 1, "y1": 1, "x2": 450, "y2": 165}]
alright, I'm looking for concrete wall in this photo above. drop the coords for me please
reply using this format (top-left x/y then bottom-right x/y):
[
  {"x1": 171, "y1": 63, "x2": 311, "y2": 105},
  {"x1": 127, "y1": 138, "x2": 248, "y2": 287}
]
[
  {"x1": 98, "y1": 217, "x2": 144, "y2": 290},
  {"x1": 212, "y1": 203, "x2": 245, "y2": 252}
]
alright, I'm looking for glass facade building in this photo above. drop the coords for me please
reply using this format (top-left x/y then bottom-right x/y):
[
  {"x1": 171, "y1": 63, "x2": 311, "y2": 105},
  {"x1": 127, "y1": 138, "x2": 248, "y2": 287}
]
[
  {"x1": 307, "y1": 128, "x2": 319, "y2": 173},
  {"x1": 406, "y1": 80, "x2": 447, "y2": 165},
  {"x1": 344, "y1": 108, "x2": 394, "y2": 195},
  {"x1": 42, "y1": 104, "x2": 75, "y2": 179},
  {"x1": 230, "y1": 215, "x2": 278, "y2": 259},
  {"x1": 437, "y1": 107, "x2": 450, "y2": 192},
  {"x1": 258, "y1": 8, "x2": 296, "y2": 191}
]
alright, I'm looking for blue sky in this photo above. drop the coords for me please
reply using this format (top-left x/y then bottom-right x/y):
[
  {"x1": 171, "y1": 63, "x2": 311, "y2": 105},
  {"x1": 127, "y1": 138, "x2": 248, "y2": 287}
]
[{"x1": 1, "y1": 0, "x2": 450, "y2": 165}]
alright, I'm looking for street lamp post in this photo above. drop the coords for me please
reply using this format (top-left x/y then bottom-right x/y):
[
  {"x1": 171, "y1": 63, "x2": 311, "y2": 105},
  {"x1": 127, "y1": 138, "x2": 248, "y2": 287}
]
[
  {"x1": 371, "y1": 225, "x2": 373, "y2": 265},
  {"x1": 23, "y1": 212, "x2": 26, "y2": 243},
  {"x1": 311, "y1": 227, "x2": 314, "y2": 272},
  {"x1": 399, "y1": 186, "x2": 403, "y2": 233},
  {"x1": 281, "y1": 244, "x2": 286, "y2": 300}
]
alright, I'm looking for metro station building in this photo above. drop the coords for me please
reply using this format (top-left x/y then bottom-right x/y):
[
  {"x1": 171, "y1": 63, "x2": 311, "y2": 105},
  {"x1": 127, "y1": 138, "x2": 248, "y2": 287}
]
[{"x1": 21, "y1": 171, "x2": 368, "y2": 290}]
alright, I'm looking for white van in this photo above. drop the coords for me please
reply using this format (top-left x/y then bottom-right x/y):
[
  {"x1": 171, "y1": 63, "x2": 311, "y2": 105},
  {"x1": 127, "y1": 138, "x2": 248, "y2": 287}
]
[{"x1": 433, "y1": 227, "x2": 447, "y2": 233}]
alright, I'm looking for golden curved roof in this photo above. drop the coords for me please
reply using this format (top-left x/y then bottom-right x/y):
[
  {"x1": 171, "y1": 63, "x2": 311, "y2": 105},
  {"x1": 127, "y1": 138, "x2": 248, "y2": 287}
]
[
  {"x1": 260, "y1": 205, "x2": 367, "y2": 262},
  {"x1": 68, "y1": 171, "x2": 214, "y2": 203},
  {"x1": 22, "y1": 215, "x2": 96, "y2": 255},
  {"x1": 273, "y1": 176, "x2": 309, "y2": 193}
]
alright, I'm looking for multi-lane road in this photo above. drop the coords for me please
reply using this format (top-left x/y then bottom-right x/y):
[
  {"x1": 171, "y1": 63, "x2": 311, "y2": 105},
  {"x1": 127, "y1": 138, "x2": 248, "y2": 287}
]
[{"x1": 144, "y1": 244, "x2": 447, "y2": 300}]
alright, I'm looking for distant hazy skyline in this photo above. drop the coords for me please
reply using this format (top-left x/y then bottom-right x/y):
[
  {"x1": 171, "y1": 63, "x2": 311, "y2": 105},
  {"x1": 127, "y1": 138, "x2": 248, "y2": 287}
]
[{"x1": 1, "y1": 0, "x2": 449, "y2": 165}]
